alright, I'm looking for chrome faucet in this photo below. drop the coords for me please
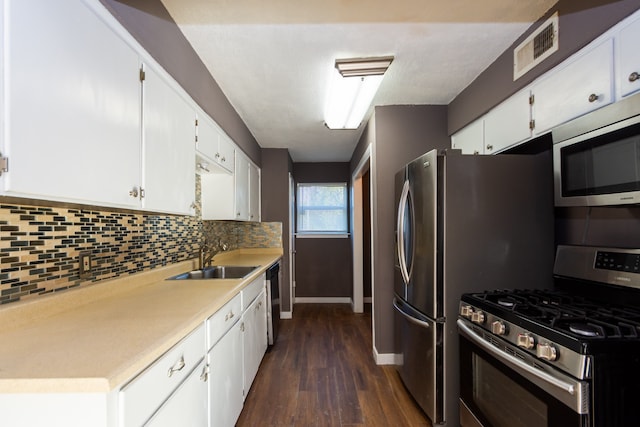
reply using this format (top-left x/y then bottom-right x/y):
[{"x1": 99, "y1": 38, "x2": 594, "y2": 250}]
[{"x1": 198, "y1": 239, "x2": 229, "y2": 269}]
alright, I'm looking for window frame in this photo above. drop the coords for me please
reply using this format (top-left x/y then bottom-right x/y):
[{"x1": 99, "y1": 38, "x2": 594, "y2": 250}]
[{"x1": 295, "y1": 182, "x2": 349, "y2": 238}]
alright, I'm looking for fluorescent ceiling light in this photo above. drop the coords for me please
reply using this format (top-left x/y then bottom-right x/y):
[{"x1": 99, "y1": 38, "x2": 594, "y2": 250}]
[{"x1": 324, "y1": 56, "x2": 393, "y2": 130}]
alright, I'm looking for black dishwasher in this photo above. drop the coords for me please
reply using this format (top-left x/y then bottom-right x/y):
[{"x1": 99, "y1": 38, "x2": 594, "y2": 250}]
[{"x1": 266, "y1": 262, "x2": 280, "y2": 346}]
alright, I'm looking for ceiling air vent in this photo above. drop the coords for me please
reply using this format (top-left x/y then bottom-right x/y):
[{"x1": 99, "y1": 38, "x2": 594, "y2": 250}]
[{"x1": 513, "y1": 12, "x2": 559, "y2": 81}]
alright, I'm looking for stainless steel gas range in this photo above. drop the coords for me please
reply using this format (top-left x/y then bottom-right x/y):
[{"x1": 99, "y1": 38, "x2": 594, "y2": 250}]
[{"x1": 457, "y1": 245, "x2": 640, "y2": 427}]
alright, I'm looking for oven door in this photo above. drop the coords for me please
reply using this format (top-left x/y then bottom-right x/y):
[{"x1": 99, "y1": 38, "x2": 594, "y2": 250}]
[{"x1": 458, "y1": 320, "x2": 590, "y2": 427}]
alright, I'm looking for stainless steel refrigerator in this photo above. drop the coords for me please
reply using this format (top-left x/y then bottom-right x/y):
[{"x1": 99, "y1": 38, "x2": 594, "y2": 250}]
[{"x1": 393, "y1": 149, "x2": 554, "y2": 426}]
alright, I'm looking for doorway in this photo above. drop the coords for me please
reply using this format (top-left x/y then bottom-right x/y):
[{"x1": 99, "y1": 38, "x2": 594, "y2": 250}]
[{"x1": 351, "y1": 144, "x2": 373, "y2": 314}]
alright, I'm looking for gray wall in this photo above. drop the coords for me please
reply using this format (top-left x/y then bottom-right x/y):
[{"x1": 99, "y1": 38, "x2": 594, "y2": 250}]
[
  {"x1": 99, "y1": 0, "x2": 262, "y2": 166},
  {"x1": 350, "y1": 105, "x2": 450, "y2": 355},
  {"x1": 556, "y1": 207, "x2": 640, "y2": 248},
  {"x1": 292, "y1": 162, "x2": 353, "y2": 299},
  {"x1": 448, "y1": 0, "x2": 640, "y2": 134},
  {"x1": 261, "y1": 148, "x2": 293, "y2": 312}
]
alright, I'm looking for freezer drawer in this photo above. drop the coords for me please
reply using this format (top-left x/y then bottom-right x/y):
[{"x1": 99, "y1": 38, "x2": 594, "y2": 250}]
[{"x1": 393, "y1": 297, "x2": 443, "y2": 424}]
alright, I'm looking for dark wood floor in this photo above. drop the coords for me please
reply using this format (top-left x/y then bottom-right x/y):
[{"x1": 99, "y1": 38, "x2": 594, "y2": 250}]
[{"x1": 236, "y1": 304, "x2": 432, "y2": 427}]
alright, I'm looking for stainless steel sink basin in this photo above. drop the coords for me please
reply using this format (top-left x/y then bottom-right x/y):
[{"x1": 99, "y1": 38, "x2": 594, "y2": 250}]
[{"x1": 169, "y1": 265, "x2": 259, "y2": 280}]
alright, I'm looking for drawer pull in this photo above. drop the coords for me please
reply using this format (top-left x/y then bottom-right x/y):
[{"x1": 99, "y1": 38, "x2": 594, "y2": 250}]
[
  {"x1": 588, "y1": 93, "x2": 599, "y2": 103},
  {"x1": 225, "y1": 310, "x2": 235, "y2": 321},
  {"x1": 200, "y1": 364, "x2": 209, "y2": 382},
  {"x1": 167, "y1": 356, "x2": 185, "y2": 377},
  {"x1": 629, "y1": 72, "x2": 639, "y2": 83}
]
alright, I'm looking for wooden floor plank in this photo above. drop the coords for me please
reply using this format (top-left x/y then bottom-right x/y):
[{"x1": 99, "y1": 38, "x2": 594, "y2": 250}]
[{"x1": 236, "y1": 303, "x2": 432, "y2": 427}]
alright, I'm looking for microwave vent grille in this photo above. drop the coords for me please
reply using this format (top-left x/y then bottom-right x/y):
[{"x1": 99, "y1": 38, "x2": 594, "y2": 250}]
[{"x1": 514, "y1": 12, "x2": 559, "y2": 81}]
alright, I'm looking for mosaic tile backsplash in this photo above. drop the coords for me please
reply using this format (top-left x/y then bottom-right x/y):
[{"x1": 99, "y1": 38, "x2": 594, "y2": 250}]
[{"x1": 0, "y1": 197, "x2": 282, "y2": 305}]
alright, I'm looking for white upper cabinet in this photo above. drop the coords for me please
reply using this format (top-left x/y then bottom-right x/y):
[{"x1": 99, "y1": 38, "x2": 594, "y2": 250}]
[
  {"x1": 531, "y1": 39, "x2": 614, "y2": 136},
  {"x1": 249, "y1": 162, "x2": 260, "y2": 222},
  {"x1": 235, "y1": 151, "x2": 250, "y2": 220},
  {"x1": 451, "y1": 119, "x2": 484, "y2": 155},
  {"x1": 0, "y1": 0, "x2": 200, "y2": 215},
  {"x1": 196, "y1": 112, "x2": 235, "y2": 174},
  {"x1": 484, "y1": 89, "x2": 533, "y2": 153},
  {"x1": 1, "y1": 0, "x2": 141, "y2": 208},
  {"x1": 142, "y1": 65, "x2": 196, "y2": 215},
  {"x1": 615, "y1": 14, "x2": 640, "y2": 98}
]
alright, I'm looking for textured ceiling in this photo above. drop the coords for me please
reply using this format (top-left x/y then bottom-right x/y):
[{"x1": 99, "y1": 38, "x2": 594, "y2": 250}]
[{"x1": 161, "y1": 0, "x2": 558, "y2": 162}]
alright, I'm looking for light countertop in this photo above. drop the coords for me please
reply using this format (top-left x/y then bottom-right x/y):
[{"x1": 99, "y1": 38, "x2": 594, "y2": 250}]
[{"x1": 0, "y1": 248, "x2": 282, "y2": 394}]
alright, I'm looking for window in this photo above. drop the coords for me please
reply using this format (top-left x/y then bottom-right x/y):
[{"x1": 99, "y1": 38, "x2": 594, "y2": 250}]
[{"x1": 296, "y1": 183, "x2": 348, "y2": 235}]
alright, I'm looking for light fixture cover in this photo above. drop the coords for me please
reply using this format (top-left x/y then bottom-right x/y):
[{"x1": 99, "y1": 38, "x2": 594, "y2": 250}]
[
  {"x1": 335, "y1": 56, "x2": 394, "y2": 77},
  {"x1": 324, "y1": 56, "x2": 393, "y2": 130}
]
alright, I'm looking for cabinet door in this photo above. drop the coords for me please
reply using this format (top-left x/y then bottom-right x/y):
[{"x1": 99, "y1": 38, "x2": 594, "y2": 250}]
[
  {"x1": 209, "y1": 320, "x2": 243, "y2": 427},
  {"x1": 484, "y1": 89, "x2": 532, "y2": 154},
  {"x1": 1, "y1": 0, "x2": 141, "y2": 208},
  {"x1": 146, "y1": 359, "x2": 208, "y2": 427},
  {"x1": 242, "y1": 290, "x2": 267, "y2": 395},
  {"x1": 217, "y1": 133, "x2": 236, "y2": 174},
  {"x1": 195, "y1": 113, "x2": 219, "y2": 164},
  {"x1": 616, "y1": 14, "x2": 640, "y2": 98},
  {"x1": 235, "y1": 153, "x2": 250, "y2": 220},
  {"x1": 196, "y1": 113, "x2": 234, "y2": 173},
  {"x1": 532, "y1": 39, "x2": 614, "y2": 136},
  {"x1": 451, "y1": 119, "x2": 484, "y2": 155},
  {"x1": 249, "y1": 162, "x2": 260, "y2": 221},
  {"x1": 142, "y1": 65, "x2": 196, "y2": 215}
]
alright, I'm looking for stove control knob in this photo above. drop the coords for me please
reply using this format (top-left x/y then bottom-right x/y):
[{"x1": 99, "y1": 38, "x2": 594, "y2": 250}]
[
  {"x1": 460, "y1": 305, "x2": 474, "y2": 318},
  {"x1": 471, "y1": 311, "x2": 486, "y2": 324},
  {"x1": 536, "y1": 343, "x2": 558, "y2": 361},
  {"x1": 491, "y1": 321, "x2": 506, "y2": 335},
  {"x1": 516, "y1": 333, "x2": 535, "y2": 350}
]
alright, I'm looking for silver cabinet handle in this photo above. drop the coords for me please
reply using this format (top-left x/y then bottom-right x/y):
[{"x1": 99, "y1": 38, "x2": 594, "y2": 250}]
[
  {"x1": 588, "y1": 93, "x2": 599, "y2": 103},
  {"x1": 225, "y1": 310, "x2": 234, "y2": 321},
  {"x1": 129, "y1": 187, "x2": 139, "y2": 198},
  {"x1": 240, "y1": 322, "x2": 245, "y2": 332},
  {"x1": 215, "y1": 153, "x2": 220, "y2": 159},
  {"x1": 167, "y1": 355, "x2": 185, "y2": 377},
  {"x1": 200, "y1": 364, "x2": 209, "y2": 382},
  {"x1": 486, "y1": 144, "x2": 493, "y2": 151},
  {"x1": 630, "y1": 72, "x2": 639, "y2": 83}
]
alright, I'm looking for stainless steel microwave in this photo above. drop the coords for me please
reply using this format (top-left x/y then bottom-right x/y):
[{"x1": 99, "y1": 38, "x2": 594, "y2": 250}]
[{"x1": 552, "y1": 91, "x2": 640, "y2": 207}]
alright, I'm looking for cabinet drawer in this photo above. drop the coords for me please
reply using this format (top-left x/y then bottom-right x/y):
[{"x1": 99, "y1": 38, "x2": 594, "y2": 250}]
[
  {"x1": 207, "y1": 293, "x2": 241, "y2": 350},
  {"x1": 242, "y1": 274, "x2": 265, "y2": 311},
  {"x1": 119, "y1": 324, "x2": 205, "y2": 427}
]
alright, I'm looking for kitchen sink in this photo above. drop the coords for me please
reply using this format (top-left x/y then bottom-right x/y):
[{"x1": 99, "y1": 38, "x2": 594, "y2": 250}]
[{"x1": 169, "y1": 265, "x2": 259, "y2": 280}]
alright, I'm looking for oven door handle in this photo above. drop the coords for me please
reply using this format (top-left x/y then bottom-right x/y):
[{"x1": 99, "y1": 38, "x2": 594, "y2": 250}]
[
  {"x1": 458, "y1": 319, "x2": 589, "y2": 414},
  {"x1": 393, "y1": 297, "x2": 431, "y2": 329}
]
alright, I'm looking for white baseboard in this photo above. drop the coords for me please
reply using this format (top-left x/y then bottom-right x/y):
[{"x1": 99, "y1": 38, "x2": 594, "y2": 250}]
[
  {"x1": 294, "y1": 297, "x2": 351, "y2": 304},
  {"x1": 373, "y1": 347, "x2": 400, "y2": 365},
  {"x1": 280, "y1": 311, "x2": 292, "y2": 319}
]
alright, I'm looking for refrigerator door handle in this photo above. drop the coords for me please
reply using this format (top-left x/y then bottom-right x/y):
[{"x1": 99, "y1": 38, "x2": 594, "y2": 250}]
[
  {"x1": 393, "y1": 297, "x2": 431, "y2": 329},
  {"x1": 397, "y1": 180, "x2": 411, "y2": 285}
]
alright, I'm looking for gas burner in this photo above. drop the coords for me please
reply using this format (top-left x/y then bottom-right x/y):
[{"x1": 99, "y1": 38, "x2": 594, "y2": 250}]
[
  {"x1": 497, "y1": 298, "x2": 515, "y2": 308},
  {"x1": 569, "y1": 323, "x2": 602, "y2": 337}
]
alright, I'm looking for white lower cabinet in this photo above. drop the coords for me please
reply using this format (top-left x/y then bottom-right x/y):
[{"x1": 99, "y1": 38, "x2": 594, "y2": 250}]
[
  {"x1": 146, "y1": 359, "x2": 208, "y2": 427},
  {"x1": 208, "y1": 319, "x2": 244, "y2": 427},
  {"x1": 119, "y1": 325, "x2": 206, "y2": 426},
  {"x1": 242, "y1": 289, "x2": 268, "y2": 395},
  {"x1": 0, "y1": 276, "x2": 271, "y2": 427}
]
